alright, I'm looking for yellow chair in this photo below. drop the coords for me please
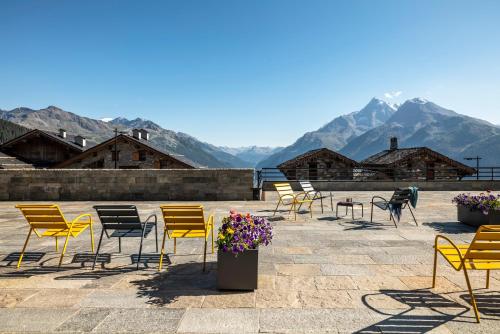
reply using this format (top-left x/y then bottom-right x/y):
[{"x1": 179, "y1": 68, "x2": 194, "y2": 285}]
[
  {"x1": 273, "y1": 183, "x2": 313, "y2": 220},
  {"x1": 15, "y1": 204, "x2": 94, "y2": 268},
  {"x1": 433, "y1": 225, "x2": 500, "y2": 322},
  {"x1": 158, "y1": 205, "x2": 214, "y2": 272}
]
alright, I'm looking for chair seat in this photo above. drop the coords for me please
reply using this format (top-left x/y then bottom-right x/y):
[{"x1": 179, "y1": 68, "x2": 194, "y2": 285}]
[
  {"x1": 437, "y1": 244, "x2": 500, "y2": 270},
  {"x1": 109, "y1": 223, "x2": 155, "y2": 238},
  {"x1": 372, "y1": 201, "x2": 389, "y2": 210},
  {"x1": 170, "y1": 229, "x2": 209, "y2": 238},
  {"x1": 41, "y1": 222, "x2": 91, "y2": 237}
]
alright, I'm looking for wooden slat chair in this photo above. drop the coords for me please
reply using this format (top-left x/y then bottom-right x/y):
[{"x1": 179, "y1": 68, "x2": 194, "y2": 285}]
[
  {"x1": 273, "y1": 183, "x2": 313, "y2": 220},
  {"x1": 370, "y1": 188, "x2": 417, "y2": 228},
  {"x1": 15, "y1": 204, "x2": 94, "y2": 268},
  {"x1": 158, "y1": 205, "x2": 214, "y2": 272},
  {"x1": 92, "y1": 205, "x2": 158, "y2": 270},
  {"x1": 298, "y1": 181, "x2": 334, "y2": 213},
  {"x1": 433, "y1": 225, "x2": 500, "y2": 323}
]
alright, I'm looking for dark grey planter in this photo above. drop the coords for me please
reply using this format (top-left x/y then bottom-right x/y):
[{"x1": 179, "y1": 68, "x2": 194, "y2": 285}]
[
  {"x1": 457, "y1": 205, "x2": 492, "y2": 227},
  {"x1": 217, "y1": 248, "x2": 258, "y2": 291},
  {"x1": 489, "y1": 209, "x2": 500, "y2": 225}
]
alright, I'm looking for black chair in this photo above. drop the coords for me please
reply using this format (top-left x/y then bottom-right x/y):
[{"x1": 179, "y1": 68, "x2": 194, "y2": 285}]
[
  {"x1": 93, "y1": 205, "x2": 158, "y2": 270},
  {"x1": 370, "y1": 188, "x2": 418, "y2": 228}
]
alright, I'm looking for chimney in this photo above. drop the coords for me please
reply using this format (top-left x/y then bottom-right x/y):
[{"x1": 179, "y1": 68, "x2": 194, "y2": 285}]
[
  {"x1": 75, "y1": 135, "x2": 86, "y2": 147},
  {"x1": 58, "y1": 129, "x2": 67, "y2": 139},
  {"x1": 390, "y1": 137, "x2": 398, "y2": 151},
  {"x1": 132, "y1": 129, "x2": 142, "y2": 140},
  {"x1": 139, "y1": 129, "x2": 149, "y2": 141}
]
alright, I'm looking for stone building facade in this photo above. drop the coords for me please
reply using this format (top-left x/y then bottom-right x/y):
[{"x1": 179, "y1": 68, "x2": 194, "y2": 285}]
[
  {"x1": 0, "y1": 129, "x2": 84, "y2": 168},
  {"x1": 360, "y1": 138, "x2": 475, "y2": 181},
  {"x1": 278, "y1": 148, "x2": 358, "y2": 181},
  {"x1": 55, "y1": 132, "x2": 196, "y2": 169}
]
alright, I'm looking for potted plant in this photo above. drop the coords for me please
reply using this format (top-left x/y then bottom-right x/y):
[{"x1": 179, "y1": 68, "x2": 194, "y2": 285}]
[
  {"x1": 216, "y1": 210, "x2": 273, "y2": 290},
  {"x1": 453, "y1": 191, "x2": 500, "y2": 227}
]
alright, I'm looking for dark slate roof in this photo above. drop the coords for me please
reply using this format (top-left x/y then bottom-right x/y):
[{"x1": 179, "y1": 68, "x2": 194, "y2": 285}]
[
  {"x1": 0, "y1": 129, "x2": 85, "y2": 152},
  {"x1": 278, "y1": 148, "x2": 358, "y2": 168},
  {"x1": 0, "y1": 152, "x2": 34, "y2": 169},
  {"x1": 361, "y1": 147, "x2": 475, "y2": 173},
  {"x1": 55, "y1": 134, "x2": 199, "y2": 168}
]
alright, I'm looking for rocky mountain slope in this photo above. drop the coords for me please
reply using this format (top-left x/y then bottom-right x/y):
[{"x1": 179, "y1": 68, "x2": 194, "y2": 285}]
[
  {"x1": 257, "y1": 98, "x2": 396, "y2": 168},
  {"x1": 340, "y1": 98, "x2": 500, "y2": 165}
]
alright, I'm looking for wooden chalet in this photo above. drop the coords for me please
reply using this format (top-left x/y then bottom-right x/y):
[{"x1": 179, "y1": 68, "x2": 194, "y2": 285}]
[
  {"x1": 0, "y1": 129, "x2": 85, "y2": 168},
  {"x1": 360, "y1": 137, "x2": 475, "y2": 180},
  {"x1": 278, "y1": 148, "x2": 358, "y2": 180},
  {"x1": 55, "y1": 129, "x2": 197, "y2": 169}
]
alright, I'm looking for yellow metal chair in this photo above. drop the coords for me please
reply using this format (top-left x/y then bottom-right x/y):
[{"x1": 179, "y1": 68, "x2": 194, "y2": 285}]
[
  {"x1": 158, "y1": 205, "x2": 214, "y2": 272},
  {"x1": 273, "y1": 183, "x2": 313, "y2": 220},
  {"x1": 15, "y1": 204, "x2": 94, "y2": 268},
  {"x1": 433, "y1": 225, "x2": 500, "y2": 322}
]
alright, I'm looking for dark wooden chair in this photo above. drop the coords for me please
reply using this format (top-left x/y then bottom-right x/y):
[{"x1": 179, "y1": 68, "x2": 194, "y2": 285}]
[
  {"x1": 370, "y1": 188, "x2": 418, "y2": 228},
  {"x1": 92, "y1": 205, "x2": 158, "y2": 270}
]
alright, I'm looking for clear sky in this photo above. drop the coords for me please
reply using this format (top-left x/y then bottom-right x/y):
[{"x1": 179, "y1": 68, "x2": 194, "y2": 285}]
[{"x1": 1, "y1": 0, "x2": 499, "y2": 147}]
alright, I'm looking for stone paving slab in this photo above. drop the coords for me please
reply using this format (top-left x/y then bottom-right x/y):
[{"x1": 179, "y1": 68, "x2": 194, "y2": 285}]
[{"x1": 0, "y1": 191, "x2": 499, "y2": 333}]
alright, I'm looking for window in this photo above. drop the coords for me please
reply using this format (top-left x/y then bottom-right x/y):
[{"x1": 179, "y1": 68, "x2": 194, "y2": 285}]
[
  {"x1": 139, "y1": 150, "x2": 147, "y2": 161},
  {"x1": 93, "y1": 152, "x2": 98, "y2": 157},
  {"x1": 112, "y1": 151, "x2": 120, "y2": 161},
  {"x1": 160, "y1": 159, "x2": 169, "y2": 168}
]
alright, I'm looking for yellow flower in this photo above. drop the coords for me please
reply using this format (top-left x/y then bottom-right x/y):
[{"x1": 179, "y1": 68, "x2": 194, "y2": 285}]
[
  {"x1": 227, "y1": 228, "x2": 234, "y2": 234},
  {"x1": 218, "y1": 233, "x2": 225, "y2": 240}
]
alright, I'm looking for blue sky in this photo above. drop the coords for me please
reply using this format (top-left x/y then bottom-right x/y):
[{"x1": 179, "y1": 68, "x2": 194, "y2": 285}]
[{"x1": 1, "y1": 1, "x2": 499, "y2": 146}]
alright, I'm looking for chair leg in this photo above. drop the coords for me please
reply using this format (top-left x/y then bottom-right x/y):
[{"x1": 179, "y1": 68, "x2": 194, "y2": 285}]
[
  {"x1": 17, "y1": 228, "x2": 33, "y2": 269},
  {"x1": 158, "y1": 230, "x2": 168, "y2": 271},
  {"x1": 155, "y1": 223, "x2": 159, "y2": 253},
  {"x1": 432, "y1": 247, "x2": 438, "y2": 288},
  {"x1": 58, "y1": 232, "x2": 72, "y2": 268},
  {"x1": 55, "y1": 237, "x2": 58, "y2": 252},
  {"x1": 370, "y1": 203, "x2": 374, "y2": 223},
  {"x1": 174, "y1": 238, "x2": 177, "y2": 254},
  {"x1": 408, "y1": 206, "x2": 418, "y2": 226},
  {"x1": 118, "y1": 237, "x2": 122, "y2": 253},
  {"x1": 137, "y1": 235, "x2": 144, "y2": 270},
  {"x1": 351, "y1": 206, "x2": 354, "y2": 220},
  {"x1": 211, "y1": 226, "x2": 214, "y2": 254},
  {"x1": 92, "y1": 229, "x2": 105, "y2": 270},
  {"x1": 320, "y1": 196, "x2": 324, "y2": 214},
  {"x1": 273, "y1": 200, "x2": 281, "y2": 216},
  {"x1": 202, "y1": 238, "x2": 207, "y2": 272},
  {"x1": 330, "y1": 194, "x2": 334, "y2": 211},
  {"x1": 89, "y1": 221, "x2": 95, "y2": 253},
  {"x1": 486, "y1": 269, "x2": 490, "y2": 289},
  {"x1": 336, "y1": 204, "x2": 339, "y2": 218},
  {"x1": 389, "y1": 212, "x2": 398, "y2": 228},
  {"x1": 463, "y1": 267, "x2": 481, "y2": 323}
]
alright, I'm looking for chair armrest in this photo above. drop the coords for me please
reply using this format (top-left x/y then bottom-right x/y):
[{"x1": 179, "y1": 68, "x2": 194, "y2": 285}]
[
  {"x1": 71, "y1": 213, "x2": 92, "y2": 225},
  {"x1": 279, "y1": 194, "x2": 296, "y2": 201},
  {"x1": 371, "y1": 196, "x2": 388, "y2": 204},
  {"x1": 434, "y1": 235, "x2": 465, "y2": 262},
  {"x1": 205, "y1": 214, "x2": 215, "y2": 228},
  {"x1": 144, "y1": 214, "x2": 158, "y2": 225}
]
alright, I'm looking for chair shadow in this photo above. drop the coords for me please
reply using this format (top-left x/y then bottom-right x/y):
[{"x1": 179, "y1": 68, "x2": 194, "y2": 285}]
[
  {"x1": 424, "y1": 222, "x2": 476, "y2": 234},
  {"x1": 355, "y1": 289, "x2": 471, "y2": 333},
  {"x1": 460, "y1": 291, "x2": 500, "y2": 318},
  {"x1": 1, "y1": 252, "x2": 46, "y2": 266},
  {"x1": 131, "y1": 261, "x2": 248, "y2": 307},
  {"x1": 317, "y1": 216, "x2": 340, "y2": 222},
  {"x1": 339, "y1": 220, "x2": 388, "y2": 230}
]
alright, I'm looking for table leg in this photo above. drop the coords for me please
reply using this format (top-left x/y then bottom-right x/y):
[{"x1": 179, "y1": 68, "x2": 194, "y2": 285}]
[
  {"x1": 351, "y1": 205, "x2": 354, "y2": 220},
  {"x1": 361, "y1": 204, "x2": 364, "y2": 217}
]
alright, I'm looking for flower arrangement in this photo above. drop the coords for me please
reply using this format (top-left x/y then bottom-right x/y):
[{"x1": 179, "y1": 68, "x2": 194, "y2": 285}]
[
  {"x1": 452, "y1": 191, "x2": 500, "y2": 215},
  {"x1": 217, "y1": 210, "x2": 273, "y2": 255}
]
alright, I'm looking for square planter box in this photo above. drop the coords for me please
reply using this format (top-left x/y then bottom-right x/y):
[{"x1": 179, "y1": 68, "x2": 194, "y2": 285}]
[
  {"x1": 457, "y1": 205, "x2": 500, "y2": 227},
  {"x1": 217, "y1": 248, "x2": 258, "y2": 291}
]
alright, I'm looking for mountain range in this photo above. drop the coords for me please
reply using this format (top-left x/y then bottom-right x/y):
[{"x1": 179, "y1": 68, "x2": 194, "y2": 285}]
[{"x1": 1, "y1": 97, "x2": 499, "y2": 167}]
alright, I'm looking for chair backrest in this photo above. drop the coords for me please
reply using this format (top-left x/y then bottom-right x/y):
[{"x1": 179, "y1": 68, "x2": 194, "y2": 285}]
[
  {"x1": 389, "y1": 188, "x2": 411, "y2": 204},
  {"x1": 299, "y1": 181, "x2": 316, "y2": 194},
  {"x1": 274, "y1": 183, "x2": 295, "y2": 199},
  {"x1": 464, "y1": 225, "x2": 500, "y2": 262},
  {"x1": 16, "y1": 204, "x2": 68, "y2": 229},
  {"x1": 160, "y1": 205, "x2": 207, "y2": 231},
  {"x1": 93, "y1": 205, "x2": 142, "y2": 230}
]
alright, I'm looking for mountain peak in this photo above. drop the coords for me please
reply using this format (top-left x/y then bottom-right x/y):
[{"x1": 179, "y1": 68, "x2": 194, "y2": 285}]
[
  {"x1": 408, "y1": 97, "x2": 429, "y2": 104},
  {"x1": 46, "y1": 105, "x2": 63, "y2": 111}
]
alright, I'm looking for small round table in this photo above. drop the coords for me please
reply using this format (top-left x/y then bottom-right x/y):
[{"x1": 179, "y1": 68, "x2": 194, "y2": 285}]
[{"x1": 336, "y1": 201, "x2": 364, "y2": 220}]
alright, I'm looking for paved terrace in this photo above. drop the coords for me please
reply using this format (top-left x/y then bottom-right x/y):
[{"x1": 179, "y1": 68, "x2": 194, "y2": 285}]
[{"x1": 0, "y1": 191, "x2": 499, "y2": 333}]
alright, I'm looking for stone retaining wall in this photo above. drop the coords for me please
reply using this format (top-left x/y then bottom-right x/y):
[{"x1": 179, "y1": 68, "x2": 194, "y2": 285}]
[{"x1": 0, "y1": 169, "x2": 254, "y2": 201}]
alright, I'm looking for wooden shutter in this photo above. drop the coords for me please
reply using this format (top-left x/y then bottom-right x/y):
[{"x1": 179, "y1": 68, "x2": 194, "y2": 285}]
[
  {"x1": 154, "y1": 160, "x2": 161, "y2": 169},
  {"x1": 132, "y1": 151, "x2": 139, "y2": 161}
]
